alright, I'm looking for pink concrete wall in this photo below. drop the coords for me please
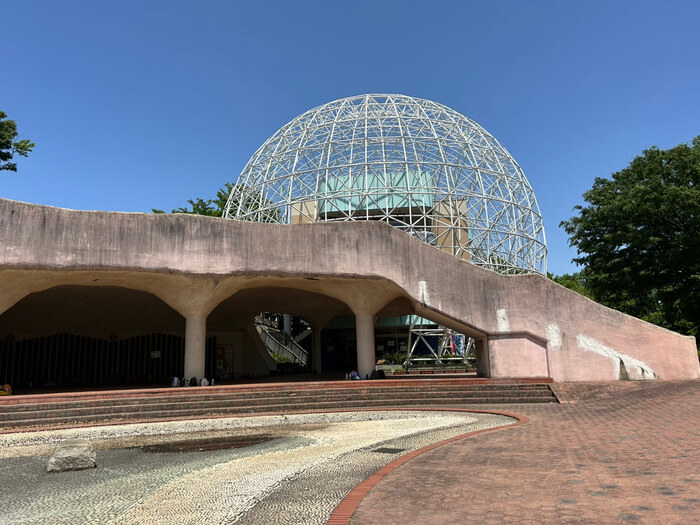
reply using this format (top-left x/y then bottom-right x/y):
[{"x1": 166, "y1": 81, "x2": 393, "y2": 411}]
[
  {"x1": 1, "y1": 198, "x2": 698, "y2": 382},
  {"x1": 488, "y1": 336, "x2": 549, "y2": 379},
  {"x1": 548, "y1": 342, "x2": 620, "y2": 382}
]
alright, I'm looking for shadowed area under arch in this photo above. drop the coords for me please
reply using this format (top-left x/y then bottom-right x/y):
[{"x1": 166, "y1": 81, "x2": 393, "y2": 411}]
[
  {"x1": 0, "y1": 285, "x2": 189, "y2": 389},
  {"x1": 208, "y1": 287, "x2": 353, "y2": 329},
  {"x1": 0, "y1": 285, "x2": 184, "y2": 340}
]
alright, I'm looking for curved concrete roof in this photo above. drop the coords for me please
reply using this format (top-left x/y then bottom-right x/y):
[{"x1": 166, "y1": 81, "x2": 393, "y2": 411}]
[{"x1": 1, "y1": 198, "x2": 697, "y2": 381}]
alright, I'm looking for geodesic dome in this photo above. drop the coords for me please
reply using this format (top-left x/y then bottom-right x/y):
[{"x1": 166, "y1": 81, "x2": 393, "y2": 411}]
[{"x1": 224, "y1": 94, "x2": 547, "y2": 274}]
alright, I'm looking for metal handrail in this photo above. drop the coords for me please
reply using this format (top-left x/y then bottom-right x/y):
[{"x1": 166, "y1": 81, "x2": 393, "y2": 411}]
[{"x1": 258, "y1": 327, "x2": 309, "y2": 366}]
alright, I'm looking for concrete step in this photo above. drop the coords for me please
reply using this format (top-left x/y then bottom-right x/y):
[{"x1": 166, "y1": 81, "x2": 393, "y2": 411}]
[
  {"x1": 0, "y1": 381, "x2": 557, "y2": 431},
  {"x1": 0, "y1": 388, "x2": 555, "y2": 422},
  {"x1": 2, "y1": 395, "x2": 555, "y2": 430},
  {"x1": 0, "y1": 378, "x2": 553, "y2": 406},
  {"x1": 0, "y1": 383, "x2": 551, "y2": 412},
  {"x1": 0, "y1": 387, "x2": 554, "y2": 417}
]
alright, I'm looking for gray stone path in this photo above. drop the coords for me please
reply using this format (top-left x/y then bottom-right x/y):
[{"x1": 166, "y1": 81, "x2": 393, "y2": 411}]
[{"x1": 0, "y1": 411, "x2": 513, "y2": 524}]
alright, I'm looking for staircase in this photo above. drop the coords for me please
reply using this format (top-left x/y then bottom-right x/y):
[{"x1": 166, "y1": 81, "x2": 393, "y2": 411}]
[
  {"x1": 293, "y1": 327, "x2": 312, "y2": 344},
  {"x1": 0, "y1": 379, "x2": 557, "y2": 432},
  {"x1": 257, "y1": 326, "x2": 310, "y2": 367}
]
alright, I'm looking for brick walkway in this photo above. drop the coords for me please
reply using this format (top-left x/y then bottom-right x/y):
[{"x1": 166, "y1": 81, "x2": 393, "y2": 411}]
[{"x1": 346, "y1": 381, "x2": 699, "y2": 524}]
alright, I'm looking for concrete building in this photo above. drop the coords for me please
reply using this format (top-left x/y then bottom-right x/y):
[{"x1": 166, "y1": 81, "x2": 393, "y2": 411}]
[
  {"x1": 0, "y1": 198, "x2": 698, "y2": 389},
  {"x1": 1, "y1": 95, "x2": 697, "y2": 389}
]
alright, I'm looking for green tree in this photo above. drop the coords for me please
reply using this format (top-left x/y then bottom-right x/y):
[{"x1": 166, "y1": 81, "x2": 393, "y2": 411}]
[
  {"x1": 153, "y1": 182, "x2": 232, "y2": 216},
  {"x1": 0, "y1": 110, "x2": 35, "y2": 172},
  {"x1": 548, "y1": 271, "x2": 595, "y2": 299},
  {"x1": 153, "y1": 182, "x2": 281, "y2": 222},
  {"x1": 561, "y1": 136, "x2": 700, "y2": 337}
]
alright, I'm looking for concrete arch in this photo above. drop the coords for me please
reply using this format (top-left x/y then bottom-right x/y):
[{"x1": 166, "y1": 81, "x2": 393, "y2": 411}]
[
  {"x1": 0, "y1": 285, "x2": 188, "y2": 389},
  {"x1": 208, "y1": 284, "x2": 354, "y2": 326},
  {"x1": 0, "y1": 269, "x2": 207, "y2": 320},
  {"x1": 208, "y1": 285, "x2": 356, "y2": 376},
  {"x1": 377, "y1": 295, "x2": 492, "y2": 341},
  {"x1": 0, "y1": 285, "x2": 184, "y2": 340}
]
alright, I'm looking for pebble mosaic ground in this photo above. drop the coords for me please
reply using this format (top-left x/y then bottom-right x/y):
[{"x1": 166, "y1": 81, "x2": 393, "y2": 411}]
[{"x1": 0, "y1": 410, "x2": 513, "y2": 524}]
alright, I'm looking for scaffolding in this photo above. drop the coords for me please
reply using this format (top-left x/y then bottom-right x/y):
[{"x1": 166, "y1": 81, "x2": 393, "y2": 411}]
[{"x1": 405, "y1": 317, "x2": 475, "y2": 369}]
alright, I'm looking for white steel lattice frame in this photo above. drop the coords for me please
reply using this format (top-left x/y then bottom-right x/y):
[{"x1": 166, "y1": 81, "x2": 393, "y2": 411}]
[
  {"x1": 406, "y1": 317, "x2": 475, "y2": 367},
  {"x1": 224, "y1": 94, "x2": 547, "y2": 274}
]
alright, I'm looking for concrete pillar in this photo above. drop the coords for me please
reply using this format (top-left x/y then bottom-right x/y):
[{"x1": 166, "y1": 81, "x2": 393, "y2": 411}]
[
  {"x1": 355, "y1": 312, "x2": 376, "y2": 379},
  {"x1": 184, "y1": 317, "x2": 207, "y2": 379},
  {"x1": 312, "y1": 326, "x2": 323, "y2": 374}
]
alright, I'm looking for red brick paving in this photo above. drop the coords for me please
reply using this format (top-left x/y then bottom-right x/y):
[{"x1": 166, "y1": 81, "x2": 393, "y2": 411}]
[
  {"x1": 345, "y1": 381, "x2": 700, "y2": 524},
  {"x1": 328, "y1": 409, "x2": 528, "y2": 525}
]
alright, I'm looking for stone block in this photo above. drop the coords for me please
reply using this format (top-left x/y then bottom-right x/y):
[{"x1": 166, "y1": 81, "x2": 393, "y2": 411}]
[{"x1": 47, "y1": 441, "x2": 97, "y2": 472}]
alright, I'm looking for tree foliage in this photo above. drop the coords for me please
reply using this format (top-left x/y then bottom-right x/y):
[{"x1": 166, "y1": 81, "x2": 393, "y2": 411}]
[
  {"x1": 0, "y1": 110, "x2": 35, "y2": 172},
  {"x1": 153, "y1": 182, "x2": 233, "y2": 216},
  {"x1": 548, "y1": 271, "x2": 595, "y2": 300},
  {"x1": 153, "y1": 182, "x2": 281, "y2": 222},
  {"x1": 561, "y1": 137, "x2": 700, "y2": 337}
]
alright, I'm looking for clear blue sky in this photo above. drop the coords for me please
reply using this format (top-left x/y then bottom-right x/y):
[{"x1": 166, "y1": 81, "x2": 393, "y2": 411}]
[{"x1": 2, "y1": 1, "x2": 699, "y2": 275}]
